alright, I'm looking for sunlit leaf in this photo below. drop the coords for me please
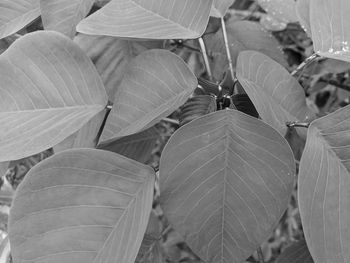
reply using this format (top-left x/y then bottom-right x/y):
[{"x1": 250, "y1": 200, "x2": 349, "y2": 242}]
[
  {"x1": 0, "y1": 31, "x2": 108, "y2": 161},
  {"x1": 77, "y1": 0, "x2": 213, "y2": 39},
  {"x1": 275, "y1": 240, "x2": 314, "y2": 263},
  {"x1": 100, "y1": 49, "x2": 197, "y2": 142},
  {"x1": 40, "y1": 0, "x2": 95, "y2": 38},
  {"x1": 9, "y1": 148, "x2": 155, "y2": 263},
  {"x1": 257, "y1": 0, "x2": 298, "y2": 23},
  {"x1": 296, "y1": 0, "x2": 311, "y2": 36},
  {"x1": 299, "y1": 104, "x2": 350, "y2": 263},
  {"x1": 160, "y1": 109, "x2": 295, "y2": 263},
  {"x1": 210, "y1": 0, "x2": 235, "y2": 17}
]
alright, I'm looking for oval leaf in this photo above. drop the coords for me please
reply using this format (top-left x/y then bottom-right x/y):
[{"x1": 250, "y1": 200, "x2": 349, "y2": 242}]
[
  {"x1": 100, "y1": 49, "x2": 197, "y2": 142},
  {"x1": 160, "y1": 109, "x2": 295, "y2": 263},
  {"x1": 298, "y1": 104, "x2": 350, "y2": 263},
  {"x1": 77, "y1": 0, "x2": 213, "y2": 39},
  {"x1": 237, "y1": 50, "x2": 314, "y2": 136},
  {"x1": 9, "y1": 148, "x2": 155, "y2": 263},
  {"x1": 210, "y1": 0, "x2": 235, "y2": 17},
  {"x1": 0, "y1": 31, "x2": 108, "y2": 161},
  {"x1": 0, "y1": 0, "x2": 40, "y2": 39},
  {"x1": 40, "y1": 0, "x2": 95, "y2": 38},
  {"x1": 276, "y1": 240, "x2": 314, "y2": 263}
]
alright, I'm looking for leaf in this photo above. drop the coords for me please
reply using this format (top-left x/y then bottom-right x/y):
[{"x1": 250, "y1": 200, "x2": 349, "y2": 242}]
[
  {"x1": 9, "y1": 148, "x2": 155, "y2": 263},
  {"x1": 210, "y1": 0, "x2": 235, "y2": 17},
  {"x1": 296, "y1": 0, "x2": 312, "y2": 36},
  {"x1": 0, "y1": 236, "x2": 10, "y2": 263},
  {"x1": 298, "y1": 104, "x2": 350, "y2": 263},
  {"x1": 75, "y1": 34, "x2": 163, "y2": 100},
  {"x1": 0, "y1": 31, "x2": 108, "y2": 162},
  {"x1": 159, "y1": 109, "x2": 295, "y2": 263},
  {"x1": 257, "y1": 0, "x2": 298, "y2": 23},
  {"x1": 40, "y1": 0, "x2": 95, "y2": 38},
  {"x1": 275, "y1": 240, "x2": 314, "y2": 263},
  {"x1": 98, "y1": 126, "x2": 160, "y2": 164},
  {"x1": 0, "y1": 162, "x2": 8, "y2": 177},
  {"x1": 310, "y1": 0, "x2": 350, "y2": 62},
  {"x1": 100, "y1": 49, "x2": 197, "y2": 142},
  {"x1": 53, "y1": 109, "x2": 106, "y2": 153},
  {"x1": 0, "y1": 0, "x2": 40, "y2": 39},
  {"x1": 76, "y1": 0, "x2": 213, "y2": 39},
  {"x1": 236, "y1": 50, "x2": 314, "y2": 136}
]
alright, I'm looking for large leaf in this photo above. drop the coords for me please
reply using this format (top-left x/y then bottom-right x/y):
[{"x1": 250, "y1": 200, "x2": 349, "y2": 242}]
[
  {"x1": 100, "y1": 49, "x2": 197, "y2": 142},
  {"x1": 310, "y1": 0, "x2": 350, "y2": 62},
  {"x1": 75, "y1": 34, "x2": 163, "y2": 100},
  {"x1": 298, "y1": 104, "x2": 350, "y2": 263},
  {"x1": 160, "y1": 109, "x2": 295, "y2": 263},
  {"x1": 40, "y1": 0, "x2": 95, "y2": 38},
  {"x1": 236, "y1": 50, "x2": 314, "y2": 136},
  {"x1": 76, "y1": 0, "x2": 213, "y2": 39},
  {"x1": 0, "y1": 31, "x2": 108, "y2": 161},
  {"x1": 210, "y1": 0, "x2": 235, "y2": 17},
  {"x1": 257, "y1": 0, "x2": 298, "y2": 23},
  {"x1": 0, "y1": 0, "x2": 40, "y2": 39},
  {"x1": 296, "y1": 0, "x2": 311, "y2": 37},
  {"x1": 275, "y1": 240, "x2": 314, "y2": 263},
  {"x1": 9, "y1": 148, "x2": 155, "y2": 263}
]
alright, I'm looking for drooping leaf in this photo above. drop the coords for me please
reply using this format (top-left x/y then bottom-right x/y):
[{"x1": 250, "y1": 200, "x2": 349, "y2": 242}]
[
  {"x1": 160, "y1": 109, "x2": 295, "y2": 263},
  {"x1": 40, "y1": 0, "x2": 95, "y2": 38},
  {"x1": 98, "y1": 126, "x2": 160, "y2": 164},
  {"x1": 0, "y1": 31, "x2": 108, "y2": 162},
  {"x1": 9, "y1": 148, "x2": 155, "y2": 263},
  {"x1": 75, "y1": 34, "x2": 163, "y2": 100},
  {"x1": 275, "y1": 240, "x2": 314, "y2": 263},
  {"x1": 210, "y1": 0, "x2": 235, "y2": 17},
  {"x1": 296, "y1": 0, "x2": 311, "y2": 36},
  {"x1": 236, "y1": 50, "x2": 315, "y2": 136},
  {"x1": 298, "y1": 104, "x2": 350, "y2": 263},
  {"x1": 77, "y1": 0, "x2": 213, "y2": 39},
  {"x1": 310, "y1": 0, "x2": 350, "y2": 62},
  {"x1": 0, "y1": 0, "x2": 40, "y2": 39},
  {"x1": 257, "y1": 0, "x2": 298, "y2": 23},
  {"x1": 100, "y1": 49, "x2": 197, "y2": 142}
]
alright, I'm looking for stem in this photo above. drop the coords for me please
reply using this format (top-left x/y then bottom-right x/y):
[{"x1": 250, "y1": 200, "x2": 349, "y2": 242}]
[
  {"x1": 221, "y1": 17, "x2": 236, "y2": 85},
  {"x1": 198, "y1": 37, "x2": 213, "y2": 80},
  {"x1": 257, "y1": 247, "x2": 265, "y2": 263},
  {"x1": 286, "y1": 121, "x2": 310, "y2": 128},
  {"x1": 291, "y1": 53, "x2": 319, "y2": 77},
  {"x1": 162, "y1": 117, "x2": 180, "y2": 126}
]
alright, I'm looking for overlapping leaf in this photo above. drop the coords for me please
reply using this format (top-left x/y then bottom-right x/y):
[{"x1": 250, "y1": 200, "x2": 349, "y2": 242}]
[
  {"x1": 0, "y1": 31, "x2": 108, "y2": 161},
  {"x1": 296, "y1": 0, "x2": 311, "y2": 36},
  {"x1": 100, "y1": 49, "x2": 197, "y2": 142},
  {"x1": 0, "y1": 0, "x2": 40, "y2": 39},
  {"x1": 275, "y1": 240, "x2": 314, "y2": 263},
  {"x1": 9, "y1": 148, "x2": 155, "y2": 263},
  {"x1": 160, "y1": 109, "x2": 295, "y2": 263},
  {"x1": 310, "y1": 0, "x2": 350, "y2": 62},
  {"x1": 257, "y1": 0, "x2": 298, "y2": 23},
  {"x1": 40, "y1": 0, "x2": 95, "y2": 38},
  {"x1": 299, "y1": 104, "x2": 350, "y2": 263},
  {"x1": 77, "y1": 0, "x2": 213, "y2": 39},
  {"x1": 210, "y1": 0, "x2": 235, "y2": 17},
  {"x1": 237, "y1": 51, "x2": 315, "y2": 136}
]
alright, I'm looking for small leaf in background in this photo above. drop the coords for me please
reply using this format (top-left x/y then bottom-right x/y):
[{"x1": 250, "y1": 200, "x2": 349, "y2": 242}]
[
  {"x1": 231, "y1": 93, "x2": 259, "y2": 118},
  {"x1": 100, "y1": 49, "x2": 197, "y2": 142},
  {"x1": 237, "y1": 50, "x2": 315, "y2": 136},
  {"x1": 0, "y1": 0, "x2": 40, "y2": 39},
  {"x1": 210, "y1": 0, "x2": 235, "y2": 18},
  {"x1": 0, "y1": 31, "x2": 107, "y2": 161},
  {"x1": 9, "y1": 148, "x2": 155, "y2": 263},
  {"x1": 160, "y1": 109, "x2": 295, "y2": 263},
  {"x1": 257, "y1": 0, "x2": 298, "y2": 24},
  {"x1": 40, "y1": 0, "x2": 95, "y2": 38},
  {"x1": 259, "y1": 14, "x2": 287, "y2": 32},
  {"x1": 298, "y1": 104, "x2": 350, "y2": 263},
  {"x1": 275, "y1": 239, "x2": 314, "y2": 263},
  {"x1": 75, "y1": 34, "x2": 163, "y2": 100},
  {"x1": 77, "y1": 0, "x2": 213, "y2": 39},
  {"x1": 98, "y1": 126, "x2": 160, "y2": 164},
  {"x1": 296, "y1": 0, "x2": 312, "y2": 37},
  {"x1": 310, "y1": 0, "x2": 350, "y2": 62}
]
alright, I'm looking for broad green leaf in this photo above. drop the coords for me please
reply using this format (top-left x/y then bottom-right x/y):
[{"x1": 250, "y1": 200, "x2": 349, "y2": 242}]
[
  {"x1": 0, "y1": 31, "x2": 108, "y2": 162},
  {"x1": 0, "y1": 0, "x2": 40, "y2": 39},
  {"x1": 75, "y1": 34, "x2": 163, "y2": 100},
  {"x1": 40, "y1": 0, "x2": 95, "y2": 38},
  {"x1": 298, "y1": 104, "x2": 350, "y2": 263},
  {"x1": 257, "y1": 0, "x2": 298, "y2": 23},
  {"x1": 236, "y1": 51, "x2": 315, "y2": 136},
  {"x1": 210, "y1": 0, "x2": 235, "y2": 17},
  {"x1": 98, "y1": 126, "x2": 160, "y2": 164},
  {"x1": 9, "y1": 148, "x2": 155, "y2": 263},
  {"x1": 275, "y1": 240, "x2": 314, "y2": 263},
  {"x1": 160, "y1": 109, "x2": 295, "y2": 263},
  {"x1": 77, "y1": 0, "x2": 213, "y2": 39},
  {"x1": 296, "y1": 0, "x2": 311, "y2": 37},
  {"x1": 100, "y1": 49, "x2": 197, "y2": 142},
  {"x1": 310, "y1": 0, "x2": 350, "y2": 62}
]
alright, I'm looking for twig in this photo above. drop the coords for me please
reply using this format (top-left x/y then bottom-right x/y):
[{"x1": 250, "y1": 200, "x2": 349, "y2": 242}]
[
  {"x1": 162, "y1": 117, "x2": 180, "y2": 126},
  {"x1": 286, "y1": 121, "x2": 310, "y2": 128},
  {"x1": 319, "y1": 78, "x2": 350, "y2": 92},
  {"x1": 221, "y1": 17, "x2": 237, "y2": 85},
  {"x1": 291, "y1": 53, "x2": 319, "y2": 78},
  {"x1": 257, "y1": 247, "x2": 265, "y2": 263},
  {"x1": 198, "y1": 37, "x2": 213, "y2": 80}
]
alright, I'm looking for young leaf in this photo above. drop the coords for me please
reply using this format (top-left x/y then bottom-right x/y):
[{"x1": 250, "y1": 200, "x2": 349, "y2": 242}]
[
  {"x1": 160, "y1": 109, "x2": 295, "y2": 263},
  {"x1": 40, "y1": 0, "x2": 95, "y2": 38},
  {"x1": 210, "y1": 0, "x2": 235, "y2": 18},
  {"x1": 298, "y1": 104, "x2": 350, "y2": 263},
  {"x1": 0, "y1": 31, "x2": 108, "y2": 161},
  {"x1": 296, "y1": 0, "x2": 312, "y2": 37},
  {"x1": 77, "y1": 0, "x2": 213, "y2": 39},
  {"x1": 275, "y1": 240, "x2": 314, "y2": 263},
  {"x1": 310, "y1": 0, "x2": 350, "y2": 62},
  {"x1": 100, "y1": 49, "x2": 197, "y2": 142},
  {"x1": 257, "y1": 0, "x2": 298, "y2": 23},
  {"x1": 9, "y1": 148, "x2": 155, "y2": 263},
  {"x1": 237, "y1": 50, "x2": 315, "y2": 136},
  {"x1": 0, "y1": 0, "x2": 40, "y2": 39}
]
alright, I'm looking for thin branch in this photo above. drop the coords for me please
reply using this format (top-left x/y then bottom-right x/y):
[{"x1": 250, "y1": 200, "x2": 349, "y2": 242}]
[
  {"x1": 198, "y1": 37, "x2": 213, "y2": 80},
  {"x1": 221, "y1": 17, "x2": 237, "y2": 85},
  {"x1": 162, "y1": 117, "x2": 180, "y2": 126},
  {"x1": 257, "y1": 247, "x2": 265, "y2": 263},
  {"x1": 291, "y1": 53, "x2": 319, "y2": 77},
  {"x1": 286, "y1": 121, "x2": 310, "y2": 128},
  {"x1": 319, "y1": 78, "x2": 350, "y2": 92}
]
